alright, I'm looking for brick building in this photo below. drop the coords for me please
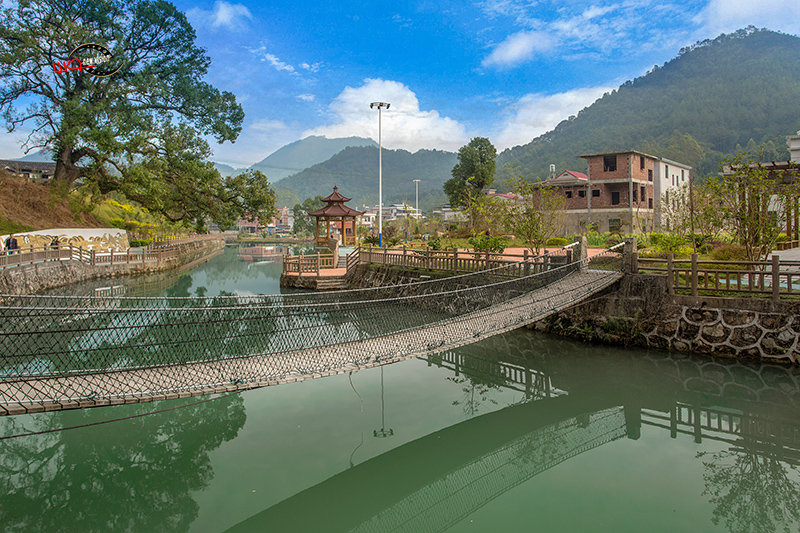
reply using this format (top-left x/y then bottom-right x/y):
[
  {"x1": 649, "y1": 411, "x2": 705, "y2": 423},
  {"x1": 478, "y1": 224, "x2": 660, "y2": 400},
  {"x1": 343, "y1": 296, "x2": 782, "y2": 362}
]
[{"x1": 543, "y1": 151, "x2": 691, "y2": 234}]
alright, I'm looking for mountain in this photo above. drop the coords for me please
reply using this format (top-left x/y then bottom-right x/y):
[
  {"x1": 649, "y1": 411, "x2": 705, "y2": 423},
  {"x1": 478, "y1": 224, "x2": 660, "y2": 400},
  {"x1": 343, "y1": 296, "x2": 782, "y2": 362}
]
[
  {"x1": 250, "y1": 135, "x2": 377, "y2": 182},
  {"x1": 276, "y1": 146, "x2": 457, "y2": 211},
  {"x1": 214, "y1": 162, "x2": 244, "y2": 177},
  {"x1": 12, "y1": 149, "x2": 53, "y2": 162},
  {"x1": 496, "y1": 28, "x2": 800, "y2": 182}
]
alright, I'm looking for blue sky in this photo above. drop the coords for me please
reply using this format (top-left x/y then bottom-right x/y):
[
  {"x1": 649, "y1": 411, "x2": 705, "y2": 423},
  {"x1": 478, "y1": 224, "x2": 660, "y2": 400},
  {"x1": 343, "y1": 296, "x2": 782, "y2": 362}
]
[{"x1": 2, "y1": 0, "x2": 799, "y2": 167}]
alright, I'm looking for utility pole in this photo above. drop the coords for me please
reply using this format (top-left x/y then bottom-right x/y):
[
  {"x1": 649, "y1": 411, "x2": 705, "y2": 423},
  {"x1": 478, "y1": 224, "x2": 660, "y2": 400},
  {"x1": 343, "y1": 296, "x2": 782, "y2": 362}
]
[{"x1": 370, "y1": 102, "x2": 390, "y2": 247}]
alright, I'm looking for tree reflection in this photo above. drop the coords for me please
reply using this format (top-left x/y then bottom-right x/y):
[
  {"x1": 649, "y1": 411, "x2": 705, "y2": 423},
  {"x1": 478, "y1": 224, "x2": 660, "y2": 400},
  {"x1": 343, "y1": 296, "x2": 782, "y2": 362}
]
[
  {"x1": 698, "y1": 442, "x2": 800, "y2": 532},
  {"x1": 0, "y1": 393, "x2": 246, "y2": 531}
]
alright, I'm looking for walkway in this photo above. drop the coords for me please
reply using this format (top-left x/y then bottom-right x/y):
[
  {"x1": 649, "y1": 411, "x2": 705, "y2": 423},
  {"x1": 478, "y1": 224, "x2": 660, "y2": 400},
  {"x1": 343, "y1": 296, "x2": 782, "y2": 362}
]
[{"x1": 0, "y1": 266, "x2": 620, "y2": 415}]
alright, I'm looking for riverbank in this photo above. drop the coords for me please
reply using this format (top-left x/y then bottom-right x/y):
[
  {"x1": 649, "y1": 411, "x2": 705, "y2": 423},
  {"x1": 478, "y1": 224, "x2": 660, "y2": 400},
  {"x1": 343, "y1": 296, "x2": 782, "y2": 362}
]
[
  {"x1": 540, "y1": 273, "x2": 800, "y2": 365},
  {"x1": 0, "y1": 237, "x2": 224, "y2": 295}
]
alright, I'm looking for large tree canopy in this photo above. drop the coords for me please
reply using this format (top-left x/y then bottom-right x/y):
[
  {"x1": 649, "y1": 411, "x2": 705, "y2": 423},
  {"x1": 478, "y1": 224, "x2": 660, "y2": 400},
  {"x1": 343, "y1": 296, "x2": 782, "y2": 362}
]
[
  {"x1": 0, "y1": 0, "x2": 274, "y2": 228},
  {"x1": 443, "y1": 137, "x2": 497, "y2": 209}
]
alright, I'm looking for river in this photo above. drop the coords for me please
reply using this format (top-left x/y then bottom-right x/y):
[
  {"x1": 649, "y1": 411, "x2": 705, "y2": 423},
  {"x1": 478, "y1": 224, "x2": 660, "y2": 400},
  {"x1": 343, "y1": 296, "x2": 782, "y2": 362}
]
[{"x1": 2, "y1": 246, "x2": 799, "y2": 532}]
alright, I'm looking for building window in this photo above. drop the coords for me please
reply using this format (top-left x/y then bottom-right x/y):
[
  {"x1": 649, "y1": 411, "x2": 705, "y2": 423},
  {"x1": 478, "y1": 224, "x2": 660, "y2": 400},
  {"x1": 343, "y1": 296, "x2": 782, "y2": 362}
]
[
  {"x1": 611, "y1": 191, "x2": 620, "y2": 205},
  {"x1": 578, "y1": 189, "x2": 585, "y2": 198},
  {"x1": 648, "y1": 169, "x2": 653, "y2": 181},
  {"x1": 633, "y1": 188, "x2": 638, "y2": 202},
  {"x1": 603, "y1": 155, "x2": 617, "y2": 172},
  {"x1": 649, "y1": 198, "x2": 653, "y2": 208},
  {"x1": 565, "y1": 190, "x2": 572, "y2": 198},
  {"x1": 640, "y1": 156, "x2": 645, "y2": 170},
  {"x1": 682, "y1": 169, "x2": 685, "y2": 182},
  {"x1": 592, "y1": 189, "x2": 600, "y2": 197},
  {"x1": 640, "y1": 186, "x2": 645, "y2": 200},
  {"x1": 609, "y1": 218, "x2": 622, "y2": 233}
]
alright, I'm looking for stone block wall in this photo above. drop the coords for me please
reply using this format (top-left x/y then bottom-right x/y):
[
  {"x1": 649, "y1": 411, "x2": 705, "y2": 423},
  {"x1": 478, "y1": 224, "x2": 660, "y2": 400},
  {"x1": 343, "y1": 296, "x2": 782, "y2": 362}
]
[
  {"x1": 0, "y1": 237, "x2": 224, "y2": 295},
  {"x1": 543, "y1": 274, "x2": 800, "y2": 365}
]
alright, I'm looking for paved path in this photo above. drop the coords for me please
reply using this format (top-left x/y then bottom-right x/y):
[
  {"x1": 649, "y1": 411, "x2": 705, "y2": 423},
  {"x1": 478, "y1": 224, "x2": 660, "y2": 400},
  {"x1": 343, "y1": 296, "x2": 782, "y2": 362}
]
[{"x1": 0, "y1": 269, "x2": 621, "y2": 415}]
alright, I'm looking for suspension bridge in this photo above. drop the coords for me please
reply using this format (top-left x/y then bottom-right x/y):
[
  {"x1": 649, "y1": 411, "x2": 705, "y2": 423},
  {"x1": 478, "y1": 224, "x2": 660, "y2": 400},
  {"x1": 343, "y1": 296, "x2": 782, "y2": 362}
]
[{"x1": 0, "y1": 243, "x2": 625, "y2": 415}]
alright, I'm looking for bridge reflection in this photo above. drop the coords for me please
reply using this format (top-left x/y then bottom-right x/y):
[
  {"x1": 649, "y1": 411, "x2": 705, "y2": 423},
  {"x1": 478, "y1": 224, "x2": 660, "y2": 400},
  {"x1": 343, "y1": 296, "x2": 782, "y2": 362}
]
[{"x1": 230, "y1": 336, "x2": 800, "y2": 532}]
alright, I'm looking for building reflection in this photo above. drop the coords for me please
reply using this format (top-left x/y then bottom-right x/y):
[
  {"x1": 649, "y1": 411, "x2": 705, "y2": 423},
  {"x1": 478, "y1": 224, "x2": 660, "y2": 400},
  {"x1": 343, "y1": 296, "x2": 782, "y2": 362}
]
[{"x1": 229, "y1": 335, "x2": 800, "y2": 533}]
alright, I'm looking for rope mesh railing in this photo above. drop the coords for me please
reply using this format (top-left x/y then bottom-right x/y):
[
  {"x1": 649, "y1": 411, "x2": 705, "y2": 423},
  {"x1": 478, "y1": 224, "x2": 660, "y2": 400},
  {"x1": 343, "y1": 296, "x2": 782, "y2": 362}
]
[{"x1": 0, "y1": 244, "x2": 624, "y2": 413}]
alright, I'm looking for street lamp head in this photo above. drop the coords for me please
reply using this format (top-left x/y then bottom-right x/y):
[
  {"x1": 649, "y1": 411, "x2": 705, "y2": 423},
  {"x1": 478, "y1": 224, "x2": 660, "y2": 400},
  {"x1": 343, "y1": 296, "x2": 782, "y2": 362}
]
[{"x1": 370, "y1": 101, "x2": 390, "y2": 109}]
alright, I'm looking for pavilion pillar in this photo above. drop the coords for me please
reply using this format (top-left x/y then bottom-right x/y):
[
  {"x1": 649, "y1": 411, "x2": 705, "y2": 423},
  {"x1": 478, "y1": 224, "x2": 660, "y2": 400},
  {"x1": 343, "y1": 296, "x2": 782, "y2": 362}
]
[{"x1": 315, "y1": 218, "x2": 320, "y2": 244}]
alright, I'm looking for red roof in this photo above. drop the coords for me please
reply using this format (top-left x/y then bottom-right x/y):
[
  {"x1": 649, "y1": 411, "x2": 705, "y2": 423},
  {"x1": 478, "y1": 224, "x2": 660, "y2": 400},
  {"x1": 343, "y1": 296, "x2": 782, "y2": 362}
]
[{"x1": 308, "y1": 186, "x2": 364, "y2": 217}]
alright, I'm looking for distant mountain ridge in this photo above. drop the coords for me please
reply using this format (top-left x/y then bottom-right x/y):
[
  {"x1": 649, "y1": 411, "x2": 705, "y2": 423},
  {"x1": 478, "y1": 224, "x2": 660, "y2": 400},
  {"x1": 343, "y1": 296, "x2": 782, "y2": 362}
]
[
  {"x1": 11, "y1": 149, "x2": 52, "y2": 163},
  {"x1": 496, "y1": 28, "x2": 800, "y2": 181},
  {"x1": 276, "y1": 145, "x2": 457, "y2": 211},
  {"x1": 249, "y1": 135, "x2": 376, "y2": 182}
]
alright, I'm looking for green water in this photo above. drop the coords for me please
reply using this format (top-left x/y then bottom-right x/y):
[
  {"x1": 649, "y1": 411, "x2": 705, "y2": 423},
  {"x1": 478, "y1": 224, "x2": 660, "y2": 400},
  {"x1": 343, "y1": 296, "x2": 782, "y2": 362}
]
[{"x1": 3, "y1": 247, "x2": 800, "y2": 532}]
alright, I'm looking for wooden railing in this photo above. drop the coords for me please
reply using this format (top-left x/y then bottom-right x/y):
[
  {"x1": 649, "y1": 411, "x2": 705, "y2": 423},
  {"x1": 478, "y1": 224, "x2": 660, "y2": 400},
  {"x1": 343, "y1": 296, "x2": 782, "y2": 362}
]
[
  {"x1": 282, "y1": 253, "x2": 336, "y2": 275},
  {"x1": 0, "y1": 237, "x2": 221, "y2": 271},
  {"x1": 776, "y1": 240, "x2": 800, "y2": 251},
  {"x1": 350, "y1": 246, "x2": 573, "y2": 277},
  {"x1": 638, "y1": 254, "x2": 800, "y2": 300}
]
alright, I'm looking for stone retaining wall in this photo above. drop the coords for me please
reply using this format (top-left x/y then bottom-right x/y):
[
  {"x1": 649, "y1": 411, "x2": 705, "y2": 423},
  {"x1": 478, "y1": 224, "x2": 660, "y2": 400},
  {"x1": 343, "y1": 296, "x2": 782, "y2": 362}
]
[
  {"x1": 543, "y1": 274, "x2": 800, "y2": 365},
  {"x1": 0, "y1": 238, "x2": 224, "y2": 295}
]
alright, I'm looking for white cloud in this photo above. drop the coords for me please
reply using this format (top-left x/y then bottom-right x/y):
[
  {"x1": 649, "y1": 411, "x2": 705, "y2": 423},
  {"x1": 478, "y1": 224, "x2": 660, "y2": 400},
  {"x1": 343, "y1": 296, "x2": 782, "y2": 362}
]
[
  {"x1": 493, "y1": 86, "x2": 612, "y2": 150},
  {"x1": 188, "y1": 1, "x2": 252, "y2": 30},
  {"x1": 262, "y1": 53, "x2": 295, "y2": 73},
  {"x1": 694, "y1": 0, "x2": 800, "y2": 35},
  {"x1": 296, "y1": 93, "x2": 315, "y2": 102},
  {"x1": 211, "y1": 1, "x2": 252, "y2": 29},
  {"x1": 482, "y1": 30, "x2": 555, "y2": 68},
  {"x1": 250, "y1": 119, "x2": 288, "y2": 132},
  {"x1": 304, "y1": 79, "x2": 469, "y2": 152},
  {"x1": 299, "y1": 62, "x2": 321, "y2": 72}
]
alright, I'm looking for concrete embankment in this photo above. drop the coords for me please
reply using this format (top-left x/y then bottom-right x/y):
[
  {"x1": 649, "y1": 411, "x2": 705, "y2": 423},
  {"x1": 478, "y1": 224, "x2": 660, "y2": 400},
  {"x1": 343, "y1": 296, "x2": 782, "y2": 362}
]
[
  {"x1": 541, "y1": 274, "x2": 800, "y2": 365},
  {"x1": 0, "y1": 237, "x2": 224, "y2": 295}
]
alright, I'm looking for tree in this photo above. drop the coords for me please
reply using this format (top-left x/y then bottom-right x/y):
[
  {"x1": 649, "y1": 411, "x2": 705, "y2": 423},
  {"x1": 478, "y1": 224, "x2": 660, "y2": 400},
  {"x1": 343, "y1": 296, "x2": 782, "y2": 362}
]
[
  {"x1": 443, "y1": 137, "x2": 497, "y2": 209},
  {"x1": 292, "y1": 196, "x2": 324, "y2": 235},
  {"x1": 502, "y1": 177, "x2": 566, "y2": 254},
  {"x1": 711, "y1": 148, "x2": 797, "y2": 261},
  {"x1": 0, "y1": 0, "x2": 273, "y2": 228}
]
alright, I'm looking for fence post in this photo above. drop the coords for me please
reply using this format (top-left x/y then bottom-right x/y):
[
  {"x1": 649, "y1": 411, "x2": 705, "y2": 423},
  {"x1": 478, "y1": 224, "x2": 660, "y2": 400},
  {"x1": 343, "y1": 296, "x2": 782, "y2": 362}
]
[
  {"x1": 691, "y1": 253, "x2": 698, "y2": 297},
  {"x1": 667, "y1": 254, "x2": 674, "y2": 295},
  {"x1": 524, "y1": 249, "x2": 530, "y2": 277},
  {"x1": 110, "y1": 249, "x2": 114, "y2": 265},
  {"x1": 453, "y1": 249, "x2": 458, "y2": 273},
  {"x1": 623, "y1": 238, "x2": 638, "y2": 274},
  {"x1": 69, "y1": 244, "x2": 73, "y2": 262},
  {"x1": 91, "y1": 249, "x2": 96, "y2": 266},
  {"x1": 772, "y1": 254, "x2": 780, "y2": 302},
  {"x1": 403, "y1": 245, "x2": 407, "y2": 268},
  {"x1": 316, "y1": 253, "x2": 320, "y2": 277}
]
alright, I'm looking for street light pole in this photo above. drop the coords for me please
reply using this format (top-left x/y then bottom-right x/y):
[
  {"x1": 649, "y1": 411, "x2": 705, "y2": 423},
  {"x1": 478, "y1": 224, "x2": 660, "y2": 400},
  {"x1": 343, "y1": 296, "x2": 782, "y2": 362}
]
[
  {"x1": 413, "y1": 179, "x2": 421, "y2": 218},
  {"x1": 370, "y1": 102, "x2": 390, "y2": 247}
]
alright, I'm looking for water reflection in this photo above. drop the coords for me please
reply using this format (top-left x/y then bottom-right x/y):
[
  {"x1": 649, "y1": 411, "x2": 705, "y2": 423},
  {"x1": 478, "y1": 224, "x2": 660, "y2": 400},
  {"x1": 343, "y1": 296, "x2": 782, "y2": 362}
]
[
  {"x1": 229, "y1": 335, "x2": 800, "y2": 533},
  {"x1": 0, "y1": 394, "x2": 246, "y2": 531}
]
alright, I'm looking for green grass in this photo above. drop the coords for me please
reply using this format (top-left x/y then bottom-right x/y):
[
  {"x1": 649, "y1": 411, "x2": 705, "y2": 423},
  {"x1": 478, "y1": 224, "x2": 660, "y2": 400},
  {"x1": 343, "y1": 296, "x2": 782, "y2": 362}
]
[{"x1": 0, "y1": 217, "x2": 33, "y2": 235}]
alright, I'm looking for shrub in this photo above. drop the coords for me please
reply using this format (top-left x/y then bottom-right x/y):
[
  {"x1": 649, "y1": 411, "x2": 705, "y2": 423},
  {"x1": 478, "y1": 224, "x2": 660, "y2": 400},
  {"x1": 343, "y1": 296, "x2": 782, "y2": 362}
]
[
  {"x1": 468, "y1": 234, "x2": 506, "y2": 255},
  {"x1": 129, "y1": 238, "x2": 152, "y2": 248},
  {"x1": 710, "y1": 244, "x2": 748, "y2": 262},
  {"x1": 362, "y1": 235, "x2": 380, "y2": 246},
  {"x1": 545, "y1": 237, "x2": 569, "y2": 247}
]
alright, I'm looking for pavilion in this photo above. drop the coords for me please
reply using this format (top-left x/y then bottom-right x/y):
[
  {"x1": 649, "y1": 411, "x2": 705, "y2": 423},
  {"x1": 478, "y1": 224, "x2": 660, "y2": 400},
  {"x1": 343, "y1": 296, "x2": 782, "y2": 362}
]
[{"x1": 308, "y1": 186, "x2": 363, "y2": 246}]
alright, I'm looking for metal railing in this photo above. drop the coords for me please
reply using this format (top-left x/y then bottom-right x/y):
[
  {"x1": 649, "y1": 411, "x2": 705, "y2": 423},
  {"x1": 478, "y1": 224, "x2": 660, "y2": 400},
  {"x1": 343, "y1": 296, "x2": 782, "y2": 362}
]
[{"x1": 638, "y1": 253, "x2": 800, "y2": 300}]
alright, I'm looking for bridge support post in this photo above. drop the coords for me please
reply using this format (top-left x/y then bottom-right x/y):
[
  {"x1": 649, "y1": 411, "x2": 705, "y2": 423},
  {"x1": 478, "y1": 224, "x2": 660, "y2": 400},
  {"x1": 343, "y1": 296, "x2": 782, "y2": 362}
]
[
  {"x1": 577, "y1": 236, "x2": 588, "y2": 272},
  {"x1": 623, "y1": 238, "x2": 638, "y2": 274}
]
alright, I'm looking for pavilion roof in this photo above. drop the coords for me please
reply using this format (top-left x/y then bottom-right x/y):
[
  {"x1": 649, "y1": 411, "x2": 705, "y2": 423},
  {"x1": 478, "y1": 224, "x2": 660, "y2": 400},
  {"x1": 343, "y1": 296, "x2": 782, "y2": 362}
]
[{"x1": 308, "y1": 186, "x2": 364, "y2": 217}]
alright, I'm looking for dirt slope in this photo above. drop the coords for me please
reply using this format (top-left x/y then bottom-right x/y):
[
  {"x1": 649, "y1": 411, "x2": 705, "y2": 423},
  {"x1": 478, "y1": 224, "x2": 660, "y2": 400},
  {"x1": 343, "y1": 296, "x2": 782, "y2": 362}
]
[{"x1": 0, "y1": 171, "x2": 103, "y2": 230}]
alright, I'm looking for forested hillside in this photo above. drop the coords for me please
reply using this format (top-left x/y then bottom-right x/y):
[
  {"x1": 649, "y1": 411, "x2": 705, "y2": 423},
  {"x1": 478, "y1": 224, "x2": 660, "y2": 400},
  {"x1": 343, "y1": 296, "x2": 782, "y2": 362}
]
[
  {"x1": 250, "y1": 135, "x2": 376, "y2": 182},
  {"x1": 496, "y1": 28, "x2": 800, "y2": 181},
  {"x1": 277, "y1": 146, "x2": 457, "y2": 211}
]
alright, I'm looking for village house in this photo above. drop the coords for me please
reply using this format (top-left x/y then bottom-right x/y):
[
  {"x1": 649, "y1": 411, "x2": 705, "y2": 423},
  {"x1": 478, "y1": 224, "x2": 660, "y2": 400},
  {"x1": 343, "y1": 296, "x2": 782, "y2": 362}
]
[{"x1": 542, "y1": 151, "x2": 691, "y2": 234}]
